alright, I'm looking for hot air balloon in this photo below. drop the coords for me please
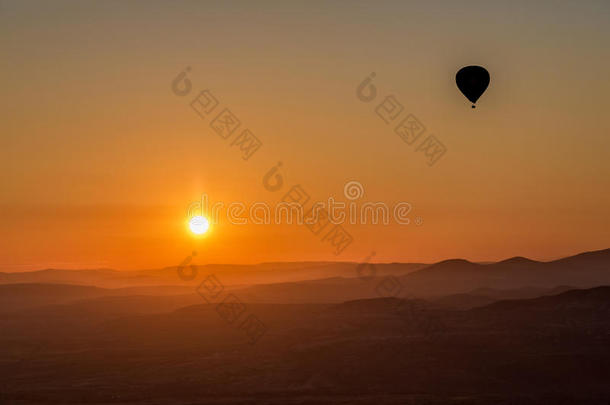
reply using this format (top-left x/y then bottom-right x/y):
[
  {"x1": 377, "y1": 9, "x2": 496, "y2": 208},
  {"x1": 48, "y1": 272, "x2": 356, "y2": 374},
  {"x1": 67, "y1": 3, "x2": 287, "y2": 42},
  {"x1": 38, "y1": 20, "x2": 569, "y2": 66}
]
[{"x1": 456, "y1": 66, "x2": 490, "y2": 108}]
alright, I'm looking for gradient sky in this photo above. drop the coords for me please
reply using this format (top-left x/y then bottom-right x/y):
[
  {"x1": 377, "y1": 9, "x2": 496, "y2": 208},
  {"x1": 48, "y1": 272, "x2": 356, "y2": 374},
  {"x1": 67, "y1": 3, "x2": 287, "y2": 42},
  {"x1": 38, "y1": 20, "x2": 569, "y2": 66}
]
[{"x1": 1, "y1": 0, "x2": 609, "y2": 271}]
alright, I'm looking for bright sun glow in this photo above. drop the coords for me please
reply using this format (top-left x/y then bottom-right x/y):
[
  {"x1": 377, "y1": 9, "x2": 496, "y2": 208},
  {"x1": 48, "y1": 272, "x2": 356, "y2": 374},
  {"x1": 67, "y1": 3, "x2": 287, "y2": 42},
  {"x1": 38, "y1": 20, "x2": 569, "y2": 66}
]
[{"x1": 189, "y1": 216, "x2": 209, "y2": 235}]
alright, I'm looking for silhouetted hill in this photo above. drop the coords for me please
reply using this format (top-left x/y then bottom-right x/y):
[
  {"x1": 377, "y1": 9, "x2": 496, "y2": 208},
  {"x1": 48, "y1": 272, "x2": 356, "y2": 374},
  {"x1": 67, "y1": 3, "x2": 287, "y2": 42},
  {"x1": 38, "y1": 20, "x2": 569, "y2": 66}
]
[
  {"x1": 461, "y1": 286, "x2": 610, "y2": 332},
  {"x1": 400, "y1": 248, "x2": 610, "y2": 295},
  {"x1": 234, "y1": 277, "x2": 383, "y2": 303},
  {"x1": 430, "y1": 293, "x2": 497, "y2": 310},
  {"x1": 332, "y1": 296, "x2": 406, "y2": 312},
  {"x1": 499, "y1": 256, "x2": 538, "y2": 265},
  {"x1": 479, "y1": 285, "x2": 610, "y2": 312},
  {"x1": 431, "y1": 286, "x2": 577, "y2": 310},
  {"x1": 552, "y1": 248, "x2": 610, "y2": 264}
]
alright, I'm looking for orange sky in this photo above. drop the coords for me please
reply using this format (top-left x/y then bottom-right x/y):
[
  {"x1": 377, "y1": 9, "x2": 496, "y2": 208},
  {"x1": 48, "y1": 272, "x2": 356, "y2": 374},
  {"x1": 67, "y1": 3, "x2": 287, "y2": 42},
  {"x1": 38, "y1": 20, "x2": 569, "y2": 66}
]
[{"x1": 1, "y1": 1, "x2": 609, "y2": 271}]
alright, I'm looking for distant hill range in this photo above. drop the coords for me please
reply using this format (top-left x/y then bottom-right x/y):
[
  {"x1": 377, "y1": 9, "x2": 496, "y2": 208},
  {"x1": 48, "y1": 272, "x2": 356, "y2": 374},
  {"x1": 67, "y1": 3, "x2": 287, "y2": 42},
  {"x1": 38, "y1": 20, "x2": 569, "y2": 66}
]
[
  {"x1": 0, "y1": 248, "x2": 608, "y2": 299},
  {"x1": 399, "y1": 248, "x2": 610, "y2": 296},
  {"x1": 232, "y1": 248, "x2": 610, "y2": 302}
]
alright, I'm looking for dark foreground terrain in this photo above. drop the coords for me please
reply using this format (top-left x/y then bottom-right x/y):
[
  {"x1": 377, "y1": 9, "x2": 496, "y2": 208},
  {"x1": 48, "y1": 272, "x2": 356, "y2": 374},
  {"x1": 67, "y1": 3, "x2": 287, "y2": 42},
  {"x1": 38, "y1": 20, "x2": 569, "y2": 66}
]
[{"x1": 1, "y1": 284, "x2": 609, "y2": 404}]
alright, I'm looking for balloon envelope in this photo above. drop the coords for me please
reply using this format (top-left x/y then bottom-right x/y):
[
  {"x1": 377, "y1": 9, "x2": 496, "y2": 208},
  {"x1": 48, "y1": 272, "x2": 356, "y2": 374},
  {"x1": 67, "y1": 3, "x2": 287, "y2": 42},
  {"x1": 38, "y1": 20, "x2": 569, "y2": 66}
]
[{"x1": 456, "y1": 66, "x2": 490, "y2": 107}]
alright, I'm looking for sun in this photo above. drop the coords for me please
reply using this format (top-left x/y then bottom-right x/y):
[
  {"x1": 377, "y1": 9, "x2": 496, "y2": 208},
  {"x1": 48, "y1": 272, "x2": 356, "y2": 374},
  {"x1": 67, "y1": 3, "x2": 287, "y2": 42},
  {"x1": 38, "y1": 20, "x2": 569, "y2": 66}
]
[{"x1": 189, "y1": 215, "x2": 210, "y2": 235}]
